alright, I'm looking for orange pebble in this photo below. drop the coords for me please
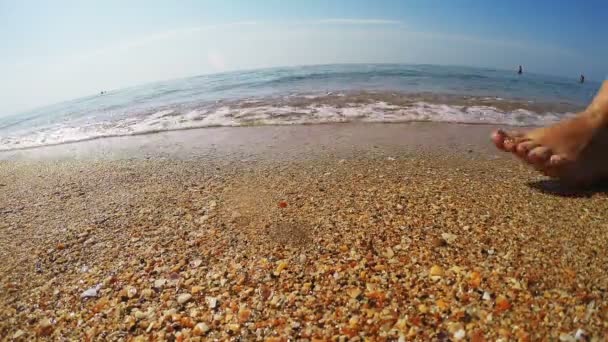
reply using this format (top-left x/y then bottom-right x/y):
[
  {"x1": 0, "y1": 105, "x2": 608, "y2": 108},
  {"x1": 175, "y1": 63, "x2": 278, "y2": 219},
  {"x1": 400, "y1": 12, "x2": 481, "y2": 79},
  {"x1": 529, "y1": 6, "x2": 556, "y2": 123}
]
[
  {"x1": 496, "y1": 295, "x2": 512, "y2": 312},
  {"x1": 469, "y1": 271, "x2": 482, "y2": 288}
]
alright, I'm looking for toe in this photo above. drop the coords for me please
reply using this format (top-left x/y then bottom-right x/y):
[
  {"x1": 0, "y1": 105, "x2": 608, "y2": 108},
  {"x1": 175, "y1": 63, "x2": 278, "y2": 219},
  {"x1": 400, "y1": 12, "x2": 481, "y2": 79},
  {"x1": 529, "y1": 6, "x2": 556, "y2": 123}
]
[
  {"x1": 505, "y1": 138, "x2": 528, "y2": 153},
  {"x1": 548, "y1": 154, "x2": 570, "y2": 167},
  {"x1": 527, "y1": 146, "x2": 552, "y2": 164},
  {"x1": 539, "y1": 154, "x2": 576, "y2": 179},
  {"x1": 492, "y1": 130, "x2": 525, "y2": 152},
  {"x1": 491, "y1": 130, "x2": 507, "y2": 150},
  {"x1": 515, "y1": 141, "x2": 538, "y2": 157}
]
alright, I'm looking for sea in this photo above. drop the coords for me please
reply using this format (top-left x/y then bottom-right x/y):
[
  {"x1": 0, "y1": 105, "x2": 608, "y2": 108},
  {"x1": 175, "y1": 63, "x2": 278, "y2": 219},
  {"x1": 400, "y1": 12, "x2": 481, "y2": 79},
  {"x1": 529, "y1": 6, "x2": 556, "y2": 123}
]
[{"x1": 0, "y1": 64, "x2": 601, "y2": 151}]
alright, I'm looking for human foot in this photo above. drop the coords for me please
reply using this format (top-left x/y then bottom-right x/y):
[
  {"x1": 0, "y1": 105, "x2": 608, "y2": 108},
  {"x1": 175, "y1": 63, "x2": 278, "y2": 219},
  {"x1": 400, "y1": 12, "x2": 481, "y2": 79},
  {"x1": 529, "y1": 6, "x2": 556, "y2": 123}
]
[{"x1": 491, "y1": 81, "x2": 608, "y2": 186}]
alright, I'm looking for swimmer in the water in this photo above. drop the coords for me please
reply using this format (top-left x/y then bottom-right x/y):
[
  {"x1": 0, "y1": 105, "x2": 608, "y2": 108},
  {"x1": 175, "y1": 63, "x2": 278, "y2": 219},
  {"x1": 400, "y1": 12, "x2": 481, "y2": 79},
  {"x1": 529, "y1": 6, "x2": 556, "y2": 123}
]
[
  {"x1": 518, "y1": 65, "x2": 523, "y2": 75},
  {"x1": 580, "y1": 75, "x2": 585, "y2": 84}
]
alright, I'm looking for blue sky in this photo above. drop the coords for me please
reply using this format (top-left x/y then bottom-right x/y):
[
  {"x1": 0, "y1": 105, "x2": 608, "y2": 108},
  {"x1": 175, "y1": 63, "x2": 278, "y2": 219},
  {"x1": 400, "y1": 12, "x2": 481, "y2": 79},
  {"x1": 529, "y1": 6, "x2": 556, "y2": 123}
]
[{"x1": 1, "y1": 0, "x2": 606, "y2": 115}]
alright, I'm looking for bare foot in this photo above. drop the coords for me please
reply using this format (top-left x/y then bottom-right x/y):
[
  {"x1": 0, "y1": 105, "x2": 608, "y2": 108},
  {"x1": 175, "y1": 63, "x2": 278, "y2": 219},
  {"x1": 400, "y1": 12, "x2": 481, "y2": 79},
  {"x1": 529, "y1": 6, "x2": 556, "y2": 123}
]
[{"x1": 492, "y1": 81, "x2": 608, "y2": 186}]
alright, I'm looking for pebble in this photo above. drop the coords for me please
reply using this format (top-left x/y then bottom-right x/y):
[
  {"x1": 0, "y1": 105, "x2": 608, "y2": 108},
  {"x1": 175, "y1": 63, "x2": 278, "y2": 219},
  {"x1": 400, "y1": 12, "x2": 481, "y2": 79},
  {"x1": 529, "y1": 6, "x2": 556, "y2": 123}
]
[
  {"x1": 238, "y1": 307, "x2": 251, "y2": 322},
  {"x1": 134, "y1": 310, "x2": 148, "y2": 320},
  {"x1": 206, "y1": 296, "x2": 218, "y2": 309},
  {"x1": 38, "y1": 318, "x2": 53, "y2": 336},
  {"x1": 193, "y1": 322, "x2": 210, "y2": 336},
  {"x1": 429, "y1": 265, "x2": 445, "y2": 277},
  {"x1": 190, "y1": 259, "x2": 203, "y2": 268},
  {"x1": 154, "y1": 278, "x2": 167, "y2": 289},
  {"x1": 385, "y1": 247, "x2": 395, "y2": 258},
  {"x1": 495, "y1": 295, "x2": 511, "y2": 312},
  {"x1": 274, "y1": 260, "x2": 288, "y2": 275},
  {"x1": 574, "y1": 329, "x2": 586, "y2": 340},
  {"x1": 469, "y1": 271, "x2": 482, "y2": 288},
  {"x1": 453, "y1": 329, "x2": 466, "y2": 340},
  {"x1": 441, "y1": 232, "x2": 457, "y2": 244},
  {"x1": 347, "y1": 287, "x2": 361, "y2": 299},
  {"x1": 127, "y1": 286, "x2": 137, "y2": 298},
  {"x1": 177, "y1": 293, "x2": 192, "y2": 305},
  {"x1": 81, "y1": 284, "x2": 101, "y2": 298},
  {"x1": 141, "y1": 288, "x2": 153, "y2": 299},
  {"x1": 559, "y1": 333, "x2": 576, "y2": 342}
]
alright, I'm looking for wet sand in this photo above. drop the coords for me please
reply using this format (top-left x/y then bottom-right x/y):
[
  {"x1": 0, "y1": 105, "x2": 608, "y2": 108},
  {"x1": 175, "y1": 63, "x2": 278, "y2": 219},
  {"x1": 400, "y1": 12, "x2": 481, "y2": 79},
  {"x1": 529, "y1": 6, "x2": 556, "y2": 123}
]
[
  {"x1": 1, "y1": 123, "x2": 607, "y2": 340},
  {"x1": 0, "y1": 122, "x2": 498, "y2": 161}
]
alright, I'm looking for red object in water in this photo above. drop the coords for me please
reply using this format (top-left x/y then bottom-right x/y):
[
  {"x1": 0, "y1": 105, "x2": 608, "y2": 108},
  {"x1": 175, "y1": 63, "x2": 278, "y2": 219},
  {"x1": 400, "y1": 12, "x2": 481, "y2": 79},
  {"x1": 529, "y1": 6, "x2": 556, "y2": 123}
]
[{"x1": 278, "y1": 201, "x2": 288, "y2": 208}]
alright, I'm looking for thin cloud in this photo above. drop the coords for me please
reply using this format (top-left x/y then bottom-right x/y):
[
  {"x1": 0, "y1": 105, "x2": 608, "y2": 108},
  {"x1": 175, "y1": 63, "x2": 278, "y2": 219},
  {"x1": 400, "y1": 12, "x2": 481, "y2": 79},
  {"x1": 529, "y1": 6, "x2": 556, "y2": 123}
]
[
  {"x1": 82, "y1": 21, "x2": 259, "y2": 59},
  {"x1": 9, "y1": 21, "x2": 259, "y2": 67},
  {"x1": 316, "y1": 18, "x2": 402, "y2": 25},
  {"x1": 407, "y1": 30, "x2": 580, "y2": 59}
]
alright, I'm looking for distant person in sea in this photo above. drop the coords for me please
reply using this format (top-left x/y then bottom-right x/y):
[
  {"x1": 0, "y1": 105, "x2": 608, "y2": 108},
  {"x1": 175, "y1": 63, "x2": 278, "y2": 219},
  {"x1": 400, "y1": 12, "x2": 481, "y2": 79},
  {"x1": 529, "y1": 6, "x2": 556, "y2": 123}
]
[
  {"x1": 492, "y1": 79, "x2": 608, "y2": 186},
  {"x1": 518, "y1": 65, "x2": 523, "y2": 75},
  {"x1": 580, "y1": 74, "x2": 585, "y2": 83}
]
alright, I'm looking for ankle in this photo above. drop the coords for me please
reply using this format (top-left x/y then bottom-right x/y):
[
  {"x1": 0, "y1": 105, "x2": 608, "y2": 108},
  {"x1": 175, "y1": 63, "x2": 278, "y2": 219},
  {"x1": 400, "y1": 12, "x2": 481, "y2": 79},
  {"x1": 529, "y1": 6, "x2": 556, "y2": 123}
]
[
  {"x1": 586, "y1": 108, "x2": 608, "y2": 127},
  {"x1": 588, "y1": 81, "x2": 608, "y2": 114}
]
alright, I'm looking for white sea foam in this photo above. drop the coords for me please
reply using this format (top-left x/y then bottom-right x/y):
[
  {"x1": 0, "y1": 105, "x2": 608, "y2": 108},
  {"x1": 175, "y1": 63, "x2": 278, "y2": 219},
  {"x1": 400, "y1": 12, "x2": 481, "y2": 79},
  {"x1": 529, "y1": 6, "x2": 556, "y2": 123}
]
[{"x1": 0, "y1": 102, "x2": 573, "y2": 151}]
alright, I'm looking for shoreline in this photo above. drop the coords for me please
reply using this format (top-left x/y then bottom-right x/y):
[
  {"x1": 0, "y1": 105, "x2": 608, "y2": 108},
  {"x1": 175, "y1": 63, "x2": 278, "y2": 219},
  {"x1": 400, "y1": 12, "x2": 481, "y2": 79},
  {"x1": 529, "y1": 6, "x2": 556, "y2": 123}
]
[
  {"x1": 1, "y1": 122, "x2": 607, "y2": 340},
  {"x1": 0, "y1": 121, "x2": 508, "y2": 161}
]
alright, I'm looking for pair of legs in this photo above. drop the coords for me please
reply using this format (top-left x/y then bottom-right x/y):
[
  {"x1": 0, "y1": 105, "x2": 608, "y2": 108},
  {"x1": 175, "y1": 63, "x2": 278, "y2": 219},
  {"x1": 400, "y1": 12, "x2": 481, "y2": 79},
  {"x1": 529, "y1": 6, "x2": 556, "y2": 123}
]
[{"x1": 492, "y1": 81, "x2": 608, "y2": 186}]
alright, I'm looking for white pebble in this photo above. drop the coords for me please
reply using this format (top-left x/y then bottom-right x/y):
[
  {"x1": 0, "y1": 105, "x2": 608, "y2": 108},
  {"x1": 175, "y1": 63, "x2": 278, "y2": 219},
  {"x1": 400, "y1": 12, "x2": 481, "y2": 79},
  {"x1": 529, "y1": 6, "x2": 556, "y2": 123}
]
[
  {"x1": 177, "y1": 293, "x2": 192, "y2": 305},
  {"x1": 81, "y1": 284, "x2": 101, "y2": 299},
  {"x1": 206, "y1": 296, "x2": 218, "y2": 309},
  {"x1": 441, "y1": 233, "x2": 457, "y2": 244},
  {"x1": 453, "y1": 329, "x2": 466, "y2": 340},
  {"x1": 154, "y1": 278, "x2": 167, "y2": 289},
  {"x1": 559, "y1": 333, "x2": 575, "y2": 342},
  {"x1": 134, "y1": 310, "x2": 148, "y2": 319}
]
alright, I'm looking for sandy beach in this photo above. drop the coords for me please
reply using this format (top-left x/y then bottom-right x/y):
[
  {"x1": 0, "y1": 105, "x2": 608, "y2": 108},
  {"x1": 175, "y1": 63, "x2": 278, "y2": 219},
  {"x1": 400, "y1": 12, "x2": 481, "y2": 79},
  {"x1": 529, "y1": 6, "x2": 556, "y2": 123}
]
[{"x1": 1, "y1": 123, "x2": 607, "y2": 340}]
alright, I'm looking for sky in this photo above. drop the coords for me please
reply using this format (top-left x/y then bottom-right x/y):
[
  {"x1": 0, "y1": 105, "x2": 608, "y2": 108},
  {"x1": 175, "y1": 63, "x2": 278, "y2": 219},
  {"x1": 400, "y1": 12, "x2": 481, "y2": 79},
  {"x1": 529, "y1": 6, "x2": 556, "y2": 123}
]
[{"x1": 1, "y1": 0, "x2": 607, "y2": 116}]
